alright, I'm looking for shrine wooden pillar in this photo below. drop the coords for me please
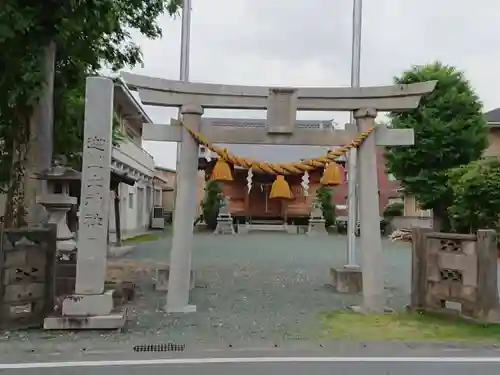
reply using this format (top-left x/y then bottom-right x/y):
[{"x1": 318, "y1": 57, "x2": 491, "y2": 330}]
[
  {"x1": 281, "y1": 199, "x2": 288, "y2": 224},
  {"x1": 244, "y1": 191, "x2": 250, "y2": 224}
]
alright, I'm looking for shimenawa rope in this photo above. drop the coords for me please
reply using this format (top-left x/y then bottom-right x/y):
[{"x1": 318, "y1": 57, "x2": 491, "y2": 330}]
[{"x1": 180, "y1": 121, "x2": 375, "y2": 175}]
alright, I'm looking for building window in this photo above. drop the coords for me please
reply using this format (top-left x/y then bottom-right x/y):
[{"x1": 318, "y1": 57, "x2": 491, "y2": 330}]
[{"x1": 128, "y1": 193, "x2": 134, "y2": 209}]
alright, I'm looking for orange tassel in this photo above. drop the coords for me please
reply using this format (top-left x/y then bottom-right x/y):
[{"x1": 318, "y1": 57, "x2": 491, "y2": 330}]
[
  {"x1": 320, "y1": 162, "x2": 343, "y2": 186},
  {"x1": 269, "y1": 175, "x2": 293, "y2": 199},
  {"x1": 211, "y1": 158, "x2": 233, "y2": 181}
]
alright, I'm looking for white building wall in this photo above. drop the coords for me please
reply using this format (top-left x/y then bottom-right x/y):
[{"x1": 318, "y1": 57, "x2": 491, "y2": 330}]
[
  {"x1": 154, "y1": 187, "x2": 162, "y2": 206},
  {"x1": 107, "y1": 106, "x2": 158, "y2": 238},
  {"x1": 108, "y1": 136, "x2": 157, "y2": 238}
]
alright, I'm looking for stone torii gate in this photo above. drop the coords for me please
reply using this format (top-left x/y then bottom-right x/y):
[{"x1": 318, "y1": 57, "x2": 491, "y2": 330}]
[{"x1": 121, "y1": 72, "x2": 436, "y2": 313}]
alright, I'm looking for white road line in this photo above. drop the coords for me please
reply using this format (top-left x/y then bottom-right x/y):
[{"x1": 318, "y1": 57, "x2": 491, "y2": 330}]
[{"x1": 2, "y1": 356, "x2": 500, "y2": 369}]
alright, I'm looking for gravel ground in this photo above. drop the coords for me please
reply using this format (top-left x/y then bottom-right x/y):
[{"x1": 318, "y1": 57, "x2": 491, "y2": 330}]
[{"x1": 0, "y1": 233, "x2": 412, "y2": 354}]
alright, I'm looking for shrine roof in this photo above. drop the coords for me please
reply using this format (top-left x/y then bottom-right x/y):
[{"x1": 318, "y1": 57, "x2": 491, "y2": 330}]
[{"x1": 215, "y1": 143, "x2": 345, "y2": 164}]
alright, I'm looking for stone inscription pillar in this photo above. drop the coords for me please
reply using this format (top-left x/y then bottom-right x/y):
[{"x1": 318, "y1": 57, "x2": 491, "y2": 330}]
[
  {"x1": 165, "y1": 104, "x2": 203, "y2": 313},
  {"x1": 75, "y1": 77, "x2": 113, "y2": 295},
  {"x1": 355, "y1": 108, "x2": 384, "y2": 312}
]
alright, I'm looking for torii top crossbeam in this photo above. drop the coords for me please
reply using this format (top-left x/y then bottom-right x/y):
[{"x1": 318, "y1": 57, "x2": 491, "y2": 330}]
[{"x1": 121, "y1": 72, "x2": 436, "y2": 112}]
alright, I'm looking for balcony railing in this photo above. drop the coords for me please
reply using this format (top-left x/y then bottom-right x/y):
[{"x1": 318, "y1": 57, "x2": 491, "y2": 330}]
[{"x1": 112, "y1": 138, "x2": 156, "y2": 175}]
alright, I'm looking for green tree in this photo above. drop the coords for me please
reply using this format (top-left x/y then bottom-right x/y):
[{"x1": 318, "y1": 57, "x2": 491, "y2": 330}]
[
  {"x1": 201, "y1": 180, "x2": 223, "y2": 230},
  {"x1": 448, "y1": 158, "x2": 500, "y2": 233},
  {"x1": 0, "y1": 0, "x2": 182, "y2": 227},
  {"x1": 385, "y1": 62, "x2": 488, "y2": 231},
  {"x1": 315, "y1": 185, "x2": 335, "y2": 227},
  {"x1": 383, "y1": 201, "x2": 404, "y2": 219}
]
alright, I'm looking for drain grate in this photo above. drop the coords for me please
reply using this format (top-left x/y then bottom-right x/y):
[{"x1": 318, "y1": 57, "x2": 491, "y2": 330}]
[{"x1": 133, "y1": 343, "x2": 185, "y2": 352}]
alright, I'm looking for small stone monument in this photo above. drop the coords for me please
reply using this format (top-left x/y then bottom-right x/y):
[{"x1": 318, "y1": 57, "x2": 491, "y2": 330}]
[
  {"x1": 307, "y1": 202, "x2": 327, "y2": 236},
  {"x1": 34, "y1": 164, "x2": 80, "y2": 252},
  {"x1": 214, "y1": 197, "x2": 235, "y2": 235}
]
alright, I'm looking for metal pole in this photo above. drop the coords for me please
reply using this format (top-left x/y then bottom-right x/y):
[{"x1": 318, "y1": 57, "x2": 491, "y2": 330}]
[
  {"x1": 179, "y1": 0, "x2": 191, "y2": 83},
  {"x1": 173, "y1": 0, "x2": 192, "y2": 214},
  {"x1": 345, "y1": 0, "x2": 363, "y2": 268}
]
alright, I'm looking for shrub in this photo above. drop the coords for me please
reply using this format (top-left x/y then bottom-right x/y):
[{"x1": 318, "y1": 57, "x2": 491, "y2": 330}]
[
  {"x1": 383, "y1": 202, "x2": 404, "y2": 219},
  {"x1": 201, "y1": 180, "x2": 223, "y2": 230},
  {"x1": 315, "y1": 185, "x2": 336, "y2": 227}
]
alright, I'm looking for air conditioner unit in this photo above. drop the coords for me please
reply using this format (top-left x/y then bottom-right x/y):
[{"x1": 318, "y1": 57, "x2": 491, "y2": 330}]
[{"x1": 151, "y1": 206, "x2": 165, "y2": 229}]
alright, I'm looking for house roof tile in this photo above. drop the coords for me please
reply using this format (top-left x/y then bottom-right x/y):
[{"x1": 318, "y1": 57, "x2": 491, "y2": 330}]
[{"x1": 485, "y1": 108, "x2": 500, "y2": 124}]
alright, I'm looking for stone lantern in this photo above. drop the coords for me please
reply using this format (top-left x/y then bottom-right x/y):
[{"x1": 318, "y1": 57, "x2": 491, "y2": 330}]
[
  {"x1": 307, "y1": 200, "x2": 327, "y2": 236},
  {"x1": 34, "y1": 165, "x2": 81, "y2": 252}
]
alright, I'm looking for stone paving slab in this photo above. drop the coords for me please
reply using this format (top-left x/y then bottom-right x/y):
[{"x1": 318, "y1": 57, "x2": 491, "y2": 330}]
[{"x1": 0, "y1": 233, "x2": 412, "y2": 354}]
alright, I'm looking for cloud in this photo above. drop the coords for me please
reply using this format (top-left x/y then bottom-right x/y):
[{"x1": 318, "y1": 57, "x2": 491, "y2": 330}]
[{"x1": 129, "y1": 0, "x2": 500, "y2": 169}]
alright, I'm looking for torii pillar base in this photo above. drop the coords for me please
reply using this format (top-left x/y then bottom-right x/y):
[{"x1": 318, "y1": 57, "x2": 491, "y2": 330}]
[{"x1": 330, "y1": 266, "x2": 363, "y2": 294}]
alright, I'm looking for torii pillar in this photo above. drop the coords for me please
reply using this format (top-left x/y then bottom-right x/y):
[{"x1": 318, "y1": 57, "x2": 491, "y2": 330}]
[
  {"x1": 356, "y1": 108, "x2": 384, "y2": 312},
  {"x1": 166, "y1": 104, "x2": 203, "y2": 313}
]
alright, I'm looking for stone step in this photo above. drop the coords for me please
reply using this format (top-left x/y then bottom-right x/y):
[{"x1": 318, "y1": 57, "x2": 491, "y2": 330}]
[
  {"x1": 247, "y1": 224, "x2": 288, "y2": 232},
  {"x1": 250, "y1": 219, "x2": 285, "y2": 225}
]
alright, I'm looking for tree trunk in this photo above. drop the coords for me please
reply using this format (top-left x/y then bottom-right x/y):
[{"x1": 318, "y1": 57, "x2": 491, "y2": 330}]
[
  {"x1": 432, "y1": 205, "x2": 451, "y2": 233},
  {"x1": 432, "y1": 214, "x2": 441, "y2": 232},
  {"x1": 24, "y1": 41, "x2": 56, "y2": 226},
  {"x1": 3, "y1": 121, "x2": 30, "y2": 229}
]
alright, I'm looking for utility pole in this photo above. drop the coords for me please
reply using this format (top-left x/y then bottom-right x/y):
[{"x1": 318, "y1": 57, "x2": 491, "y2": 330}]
[
  {"x1": 345, "y1": 0, "x2": 363, "y2": 268},
  {"x1": 173, "y1": 0, "x2": 192, "y2": 217}
]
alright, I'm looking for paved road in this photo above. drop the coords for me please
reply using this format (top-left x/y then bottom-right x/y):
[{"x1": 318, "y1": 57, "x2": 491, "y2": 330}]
[{"x1": 3, "y1": 356, "x2": 500, "y2": 375}]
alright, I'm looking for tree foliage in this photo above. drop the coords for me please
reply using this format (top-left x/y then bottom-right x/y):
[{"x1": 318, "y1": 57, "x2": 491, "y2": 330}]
[
  {"x1": 0, "y1": 0, "x2": 182, "y2": 226},
  {"x1": 385, "y1": 62, "x2": 488, "y2": 230},
  {"x1": 383, "y1": 201, "x2": 404, "y2": 219},
  {"x1": 447, "y1": 158, "x2": 500, "y2": 233},
  {"x1": 315, "y1": 185, "x2": 335, "y2": 227},
  {"x1": 201, "y1": 180, "x2": 223, "y2": 230}
]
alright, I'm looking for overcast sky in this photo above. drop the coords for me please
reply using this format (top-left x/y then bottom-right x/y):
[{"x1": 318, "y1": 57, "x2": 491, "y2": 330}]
[{"x1": 126, "y1": 0, "x2": 500, "y2": 170}]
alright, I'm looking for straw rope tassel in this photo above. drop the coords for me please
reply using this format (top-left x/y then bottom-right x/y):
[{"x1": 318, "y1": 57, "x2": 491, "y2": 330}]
[
  {"x1": 183, "y1": 122, "x2": 375, "y2": 198},
  {"x1": 320, "y1": 162, "x2": 344, "y2": 186},
  {"x1": 211, "y1": 149, "x2": 233, "y2": 182},
  {"x1": 269, "y1": 175, "x2": 293, "y2": 199},
  {"x1": 183, "y1": 123, "x2": 375, "y2": 175}
]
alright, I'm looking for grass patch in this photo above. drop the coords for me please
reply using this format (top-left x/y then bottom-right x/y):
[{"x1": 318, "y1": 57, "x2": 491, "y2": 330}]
[
  {"x1": 122, "y1": 232, "x2": 166, "y2": 245},
  {"x1": 322, "y1": 311, "x2": 500, "y2": 342}
]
